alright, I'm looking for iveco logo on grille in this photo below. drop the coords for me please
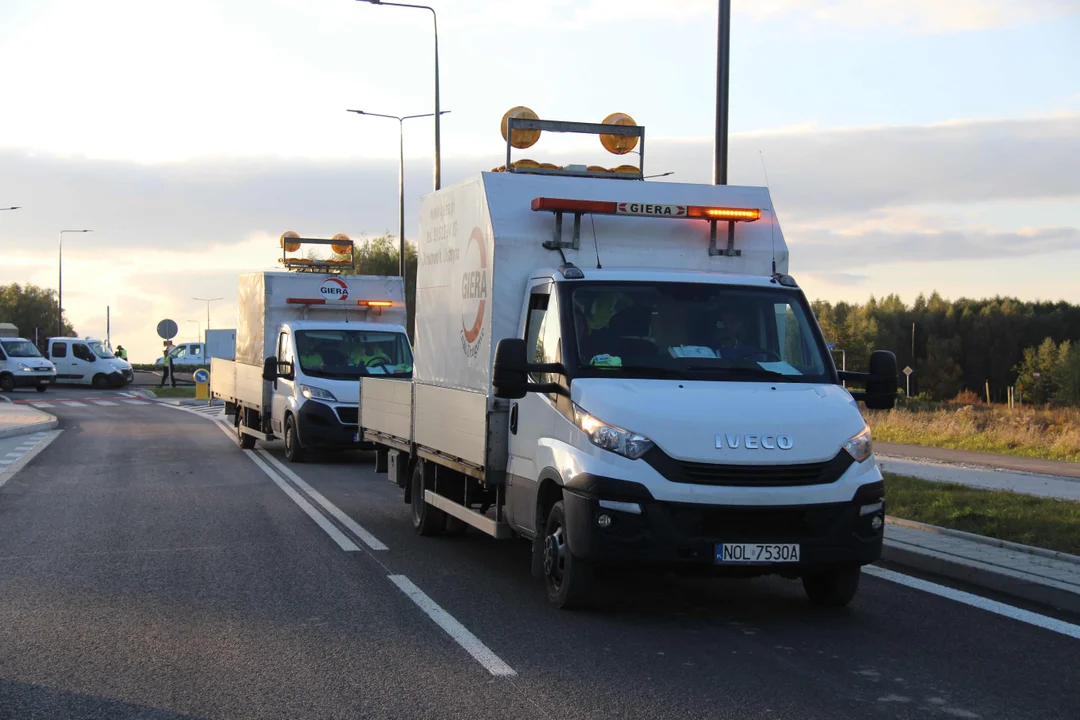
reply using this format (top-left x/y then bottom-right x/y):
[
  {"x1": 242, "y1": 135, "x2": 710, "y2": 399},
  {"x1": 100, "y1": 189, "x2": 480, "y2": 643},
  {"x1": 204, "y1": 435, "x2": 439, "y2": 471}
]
[{"x1": 716, "y1": 433, "x2": 793, "y2": 450}]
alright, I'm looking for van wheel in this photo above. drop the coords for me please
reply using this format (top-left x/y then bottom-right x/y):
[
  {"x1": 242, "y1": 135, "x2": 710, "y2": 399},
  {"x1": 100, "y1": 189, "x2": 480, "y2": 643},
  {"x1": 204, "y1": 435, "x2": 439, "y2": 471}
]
[
  {"x1": 802, "y1": 566, "x2": 861, "y2": 608},
  {"x1": 35, "y1": 385, "x2": 48, "y2": 393},
  {"x1": 0, "y1": 375, "x2": 15, "y2": 393},
  {"x1": 410, "y1": 462, "x2": 445, "y2": 536},
  {"x1": 92, "y1": 374, "x2": 108, "y2": 390},
  {"x1": 284, "y1": 416, "x2": 306, "y2": 463},
  {"x1": 543, "y1": 501, "x2": 594, "y2": 609},
  {"x1": 236, "y1": 412, "x2": 256, "y2": 450}
]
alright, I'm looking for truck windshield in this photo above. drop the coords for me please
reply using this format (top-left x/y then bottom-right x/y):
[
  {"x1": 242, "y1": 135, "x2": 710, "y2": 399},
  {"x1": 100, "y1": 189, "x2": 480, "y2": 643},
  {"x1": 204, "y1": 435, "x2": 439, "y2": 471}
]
[
  {"x1": 569, "y1": 282, "x2": 832, "y2": 384},
  {"x1": 294, "y1": 330, "x2": 412, "y2": 380},
  {"x1": 1, "y1": 340, "x2": 42, "y2": 358},
  {"x1": 89, "y1": 341, "x2": 115, "y2": 359}
]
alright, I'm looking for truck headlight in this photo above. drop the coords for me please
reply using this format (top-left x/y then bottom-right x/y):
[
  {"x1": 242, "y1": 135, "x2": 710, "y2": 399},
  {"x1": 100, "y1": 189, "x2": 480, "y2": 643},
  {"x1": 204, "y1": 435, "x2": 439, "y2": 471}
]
[
  {"x1": 844, "y1": 426, "x2": 873, "y2": 463},
  {"x1": 300, "y1": 385, "x2": 337, "y2": 402},
  {"x1": 573, "y1": 404, "x2": 654, "y2": 460},
  {"x1": 18, "y1": 362, "x2": 31, "y2": 371}
]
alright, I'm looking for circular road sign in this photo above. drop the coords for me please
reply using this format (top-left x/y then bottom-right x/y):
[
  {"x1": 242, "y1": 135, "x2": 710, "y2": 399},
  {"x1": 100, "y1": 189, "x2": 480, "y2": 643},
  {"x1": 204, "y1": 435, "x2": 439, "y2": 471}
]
[
  {"x1": 156, "y1": 319, "x2": 179, "y2": 340},
  {"x1": 193, "y1": 369, "x2": 210, "y2": 384}
]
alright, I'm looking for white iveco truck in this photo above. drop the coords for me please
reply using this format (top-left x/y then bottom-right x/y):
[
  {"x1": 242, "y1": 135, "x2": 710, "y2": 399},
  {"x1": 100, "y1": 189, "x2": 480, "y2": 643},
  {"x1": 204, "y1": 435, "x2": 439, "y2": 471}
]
[
  {"x1": 359, "y1": 116, "x2": 897, "y2": 608},
  {"x1": 213, "y1": 235, "x2": 412, "y2": 462}
]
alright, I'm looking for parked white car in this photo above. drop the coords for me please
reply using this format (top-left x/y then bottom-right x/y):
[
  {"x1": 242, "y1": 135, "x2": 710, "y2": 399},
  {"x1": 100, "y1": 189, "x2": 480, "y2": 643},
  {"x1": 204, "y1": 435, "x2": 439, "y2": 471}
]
[{"x1": 155, "y1": 342, "x2": 208, "y2": 367}]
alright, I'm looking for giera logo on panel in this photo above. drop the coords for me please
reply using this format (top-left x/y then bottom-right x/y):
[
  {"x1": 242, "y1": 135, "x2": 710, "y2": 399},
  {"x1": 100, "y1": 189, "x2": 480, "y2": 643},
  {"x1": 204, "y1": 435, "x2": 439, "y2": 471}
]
[{"x1": 460, "y1": 227, "x2": 488, "y2": 359}]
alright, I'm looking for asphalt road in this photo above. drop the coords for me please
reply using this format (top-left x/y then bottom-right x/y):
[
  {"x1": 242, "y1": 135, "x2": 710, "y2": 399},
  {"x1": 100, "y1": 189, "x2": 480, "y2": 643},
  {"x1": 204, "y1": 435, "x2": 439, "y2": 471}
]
[{"x1": 1, "y1": 396, "x2": 1078, "y2": 719}]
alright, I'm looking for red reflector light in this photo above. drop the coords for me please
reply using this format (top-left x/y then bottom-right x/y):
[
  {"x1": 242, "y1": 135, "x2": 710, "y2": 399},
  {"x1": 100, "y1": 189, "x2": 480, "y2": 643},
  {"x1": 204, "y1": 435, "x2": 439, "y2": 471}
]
[
  {"x1": 531, "y1": 197, "x2": 618, "y2": 214},
  {"x1": 286, "y1": 298, "x2": 326, "y2": 305},
  {"x1": 359, "y1": 300, "x2": 394, "y2": 307},
  {"x1": 687, "y1": 206, "x2": 761, "y2": 221}
]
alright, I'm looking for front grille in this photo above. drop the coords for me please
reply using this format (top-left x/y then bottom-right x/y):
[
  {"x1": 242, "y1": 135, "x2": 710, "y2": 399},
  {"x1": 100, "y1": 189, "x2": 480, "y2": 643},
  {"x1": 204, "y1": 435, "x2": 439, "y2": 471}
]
[
  {"x1": 643, "y1": 448, "x2": 854, "y2": 487},
  {"x1": 33, "y1": 367, "x2": 51, "y2": 372},
  {"x1": 336, "y1": 407, "x2": 359, "y2": 425},
  {"x1": 666, "y1": 502, "x2": 849, "y2": 539}
]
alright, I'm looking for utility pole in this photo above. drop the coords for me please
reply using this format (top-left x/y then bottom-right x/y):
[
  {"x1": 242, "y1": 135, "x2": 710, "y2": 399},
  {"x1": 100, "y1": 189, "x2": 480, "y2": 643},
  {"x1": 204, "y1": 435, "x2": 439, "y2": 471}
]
[{"x1": 714, "y1": 0, "x2": 732, "y2": 185}]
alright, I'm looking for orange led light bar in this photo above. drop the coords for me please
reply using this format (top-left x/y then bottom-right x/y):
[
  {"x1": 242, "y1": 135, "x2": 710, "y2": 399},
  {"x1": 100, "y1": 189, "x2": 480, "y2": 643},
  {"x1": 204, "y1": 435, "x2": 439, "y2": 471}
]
[
  {"x1": 286, "y1": 298, "x2": 326, "y2": 305},
  {"x1": 531, "y1": 197, "x2": 760, "y2": 222},
  {"x1": 358, "y1": 300, "x2": 393, "y2": 307}
]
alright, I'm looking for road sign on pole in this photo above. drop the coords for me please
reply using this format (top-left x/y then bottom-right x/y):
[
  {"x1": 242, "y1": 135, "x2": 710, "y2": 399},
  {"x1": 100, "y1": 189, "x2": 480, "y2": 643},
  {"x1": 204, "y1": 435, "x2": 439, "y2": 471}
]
[
  {"x1": 194, "y1": 368, "x2": 210, "y2": 401},
  {"x1": 156, "y1": 319, "x2": 179, "y2": 340},
  {"x1": 903, "y1": 366, "x2": 913, "y2": 396}
]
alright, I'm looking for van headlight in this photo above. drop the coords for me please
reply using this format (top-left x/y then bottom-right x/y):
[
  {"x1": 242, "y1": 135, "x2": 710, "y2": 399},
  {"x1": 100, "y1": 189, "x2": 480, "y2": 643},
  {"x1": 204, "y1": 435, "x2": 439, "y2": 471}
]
[
  {"x1": 18, "y1": 362, "x2": 31, "y2": 372},
  {"x1": 573, "y1": 404, "x2": 654, "y2": 460},
  {"x1": 300, "y1": 385, "x2": 337, "y2": 402},
  {"x1": 844, "y1": 426, "x2": 873, "y2": 463}
]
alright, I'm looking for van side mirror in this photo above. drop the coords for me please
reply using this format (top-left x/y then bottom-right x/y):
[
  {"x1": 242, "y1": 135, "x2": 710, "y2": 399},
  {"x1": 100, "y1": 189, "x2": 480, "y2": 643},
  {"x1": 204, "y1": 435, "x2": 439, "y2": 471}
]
[
  {"x1": 493, "y1": 338, "x2": 568, "y2": 400},
  {"x1": 493, "y1": 339, "x2": 528, "y2": 399},
  {"x1": 278, "y1": 360, "x2": 295, "y2": 381},
  {"x1": 262, "y1": 355, "x2": 278, "y2": 381},
  {"x1": 838, "y1": 350, "x2": 898, "y2": 409},
  {"x1": 864, "y1": 350, "x2": 898, "y2": 409}
]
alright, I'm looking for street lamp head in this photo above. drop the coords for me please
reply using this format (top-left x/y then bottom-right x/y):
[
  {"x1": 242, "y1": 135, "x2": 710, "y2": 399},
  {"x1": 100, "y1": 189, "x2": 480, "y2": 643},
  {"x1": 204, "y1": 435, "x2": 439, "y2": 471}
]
[{"x1": 2, "y1": 206, "x2": 21, "y2": 211}]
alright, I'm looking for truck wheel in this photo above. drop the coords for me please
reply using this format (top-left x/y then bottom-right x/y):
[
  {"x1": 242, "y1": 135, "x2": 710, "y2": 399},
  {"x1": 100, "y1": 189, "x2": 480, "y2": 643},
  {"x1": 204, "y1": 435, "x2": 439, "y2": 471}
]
[
  {"x1": 410, "y1": 463, "x2": 445, "y2": 536},
  {"x1": 444, "y1": 516, "x2": 468, "y2": 536},
  {"x1": 543, "y1": 501, "x2": 594, "y2": 609},
  {"x1": 284, "y1": 416, "x2": 306, "y2": 463},
  {"x1": 92, "y1": 374, "x2": 108, "y2": 390},
  {"x1": 802, "y1": 566, "x2": 861, "y2": 608},
  {"x1": 0, "y1": 375, "x2": 15, "y2": 393},
  {"x1": 236, "y1": 413, "x2": 256, "y2": 450}
]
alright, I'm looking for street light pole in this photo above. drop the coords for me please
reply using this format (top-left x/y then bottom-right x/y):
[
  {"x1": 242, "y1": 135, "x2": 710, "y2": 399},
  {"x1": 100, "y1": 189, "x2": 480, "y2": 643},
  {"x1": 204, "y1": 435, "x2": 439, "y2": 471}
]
[
  {"x1": 714, "y1": 0, "x2": 731, "y2": 185},
  {"x1": 347, "y1": 109, "x2": 449, "y2": 277},
  {"x1": 193, "y1": 297, "x2": 222, "y2": 343},
  {"x1": 1, "y1": 206, "x2": 21, "y2": 212},
  {"x1": 355, "y1": 0, "x2": 443, "y2": 190},
  {"x1": 58, "y1": 229, "x2": 92, "y2": 339}
]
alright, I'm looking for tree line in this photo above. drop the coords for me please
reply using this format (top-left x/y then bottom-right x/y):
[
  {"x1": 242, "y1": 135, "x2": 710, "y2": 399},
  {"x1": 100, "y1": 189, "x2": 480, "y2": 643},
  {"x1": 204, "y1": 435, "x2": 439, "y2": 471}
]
[
  {"x1": 812, "y1": 293, "x2": 1080, "y2": 403},
  {"x1": 0, "y1": 283, "x2": 76, "y2": 343}
]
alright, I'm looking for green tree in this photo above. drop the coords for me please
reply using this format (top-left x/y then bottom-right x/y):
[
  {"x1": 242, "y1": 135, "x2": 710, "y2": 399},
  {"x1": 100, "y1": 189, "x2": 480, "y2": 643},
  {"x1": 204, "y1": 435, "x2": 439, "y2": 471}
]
[
  {"x1": 920, "y1": 335, "x2": 965, "y2": 400},
  {"x1": 0, "y1": 283, "x2": 76, "y2": 344},
  {"x1": 1015, "y1": 338, "x2": 1062, "y2": 405},
  {"x1": 1056, "y1": 342, "x2": 1080, "y2": 406}
]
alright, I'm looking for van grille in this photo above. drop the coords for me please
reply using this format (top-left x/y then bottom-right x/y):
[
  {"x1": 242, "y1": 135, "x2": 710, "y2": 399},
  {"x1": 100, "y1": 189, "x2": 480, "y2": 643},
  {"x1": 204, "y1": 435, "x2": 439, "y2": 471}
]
[
  {"x1": 643, "y1": 448, "x2": 853, "y2": 487},
  {"x1": 335, "y1": 407, "x2": 359, "y2": 425}
]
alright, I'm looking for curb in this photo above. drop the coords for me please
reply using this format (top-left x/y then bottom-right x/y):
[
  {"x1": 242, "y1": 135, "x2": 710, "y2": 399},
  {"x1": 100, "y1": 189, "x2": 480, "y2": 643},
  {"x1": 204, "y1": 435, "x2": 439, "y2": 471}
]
[
  {"x1": 882, "y1": 540, "x2": 1080, "y2": 615},
  {"x1": 0, "y1": 415, "x2": 59, "y2": 441},
  {"x1": 886, "y1": 516, "x2": 1080, "y2": 567}
]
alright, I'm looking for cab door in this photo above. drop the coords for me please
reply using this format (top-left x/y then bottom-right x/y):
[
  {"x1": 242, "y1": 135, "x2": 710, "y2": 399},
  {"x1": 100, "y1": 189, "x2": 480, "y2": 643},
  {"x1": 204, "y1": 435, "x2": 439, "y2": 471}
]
[
  {"x1": 506, "y1": 281, "x2": 562, "y2": 534},
  {"x1": 50, "y1": 341, "x2": 80, "y2": 382},
  {"x1": 271, "y1": 330, "x2": 296, "y2": 435}
]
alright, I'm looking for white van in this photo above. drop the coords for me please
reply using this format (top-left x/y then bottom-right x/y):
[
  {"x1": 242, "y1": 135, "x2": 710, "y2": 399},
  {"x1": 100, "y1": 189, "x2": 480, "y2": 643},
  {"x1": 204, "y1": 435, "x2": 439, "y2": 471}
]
[
  {"x1": 47, "y1": 337, "x2": 134, "y2": 388},
  {"x1": 0, "y1": 337, "x2": 57, "y2": 393}
]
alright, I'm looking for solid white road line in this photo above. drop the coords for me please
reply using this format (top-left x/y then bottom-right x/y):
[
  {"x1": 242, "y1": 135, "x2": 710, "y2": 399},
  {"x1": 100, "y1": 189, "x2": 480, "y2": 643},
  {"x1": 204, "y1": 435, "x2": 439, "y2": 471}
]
[
  {"x1": 117, "y1": 392, "x2": 134, "y2": 397},
  {"x1": 258, "y1": 449, "x2": 388, "y2": 551},
  {"x1": 0, "y1": 430, "x2": 62, "y2": 488},
  {"x1": 246, "y1": 451, "x2": 361, "y2": 553},
  {"x1": 388, "y1": 575, "x2": 517, "y2": 677},
  {"x1": 864, "y1": 565, "x2": 1080, "y2": 640}
]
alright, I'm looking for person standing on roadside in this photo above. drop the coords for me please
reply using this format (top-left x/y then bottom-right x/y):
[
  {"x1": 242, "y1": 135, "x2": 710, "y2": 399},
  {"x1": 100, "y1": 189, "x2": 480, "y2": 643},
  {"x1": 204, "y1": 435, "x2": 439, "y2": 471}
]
[{"x1": 159, "y1": 341, "x2": 176, "y2": 388}]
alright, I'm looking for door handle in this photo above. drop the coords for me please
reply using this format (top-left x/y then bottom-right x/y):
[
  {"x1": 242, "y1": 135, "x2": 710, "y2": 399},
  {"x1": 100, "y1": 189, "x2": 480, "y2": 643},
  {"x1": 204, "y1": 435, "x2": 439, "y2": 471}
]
[{"x1": 509, "y1": 402, "x2": 519, "y2": 435}]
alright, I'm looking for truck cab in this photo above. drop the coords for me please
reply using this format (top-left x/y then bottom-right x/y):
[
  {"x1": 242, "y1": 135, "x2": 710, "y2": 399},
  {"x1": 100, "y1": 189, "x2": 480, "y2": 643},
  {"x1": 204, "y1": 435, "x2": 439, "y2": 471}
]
[{"x1": 269, "y1": 320, "x2": 413, "y2": 460}]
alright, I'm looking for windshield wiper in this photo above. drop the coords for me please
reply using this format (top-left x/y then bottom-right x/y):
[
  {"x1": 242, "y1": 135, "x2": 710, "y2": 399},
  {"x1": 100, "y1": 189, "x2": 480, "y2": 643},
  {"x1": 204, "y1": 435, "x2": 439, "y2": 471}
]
[{"x1": 684, "y1": 365, "x2": 793, "y2": 380}]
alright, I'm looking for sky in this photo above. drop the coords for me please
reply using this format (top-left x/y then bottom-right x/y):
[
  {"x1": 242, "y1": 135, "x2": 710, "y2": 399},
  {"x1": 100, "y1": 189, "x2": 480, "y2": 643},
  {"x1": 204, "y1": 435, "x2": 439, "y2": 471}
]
[{"x1": 1, "y1": 0, "x2": 1078, "y2": 362}]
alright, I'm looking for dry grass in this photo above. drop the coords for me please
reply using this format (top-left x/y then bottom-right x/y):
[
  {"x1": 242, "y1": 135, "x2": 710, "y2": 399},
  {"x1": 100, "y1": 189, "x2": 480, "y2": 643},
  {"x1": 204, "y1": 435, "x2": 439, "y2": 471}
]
[{"x1": 866, "y1": 404, "x2": 1080, "y2": 463}]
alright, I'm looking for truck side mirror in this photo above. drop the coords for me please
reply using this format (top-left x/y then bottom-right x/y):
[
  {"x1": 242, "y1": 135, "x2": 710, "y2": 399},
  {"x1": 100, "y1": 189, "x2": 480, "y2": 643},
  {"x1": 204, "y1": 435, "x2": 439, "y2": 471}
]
[
  {"x1": 262, "y1": 355, "x2": 278, "y2": 382},
  {"x1": 864, "y1": 350, "x2": 898, "y2": 410},
  {"x1": 493, "y1": 339, "x2": 528, "y2": 399},
  {"x1": 278, "y1": 360, "x2": 295, "y2": 381}
]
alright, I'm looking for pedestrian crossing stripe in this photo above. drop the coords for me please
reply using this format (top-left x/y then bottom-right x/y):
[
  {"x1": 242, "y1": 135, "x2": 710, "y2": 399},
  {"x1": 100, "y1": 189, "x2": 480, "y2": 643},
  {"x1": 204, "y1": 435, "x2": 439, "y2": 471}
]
[
  {"x1": 91, "y1": 401, "x2": 119, "y2": 406},
  {"x1": 30, "y1": 402, "x2": 54, "y2": 408}
]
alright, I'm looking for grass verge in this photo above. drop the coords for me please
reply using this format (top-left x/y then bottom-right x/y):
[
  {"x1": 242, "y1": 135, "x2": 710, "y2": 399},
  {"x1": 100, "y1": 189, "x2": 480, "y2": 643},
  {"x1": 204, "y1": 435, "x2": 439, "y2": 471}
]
[
  {"x1": 148, "y1": 387, "x2": 197, "y2": 399},
  {"x1": 885, "y1": 473, "x2": 1080, "y2": 555},
  {"x1": 866, "y1": 405, "x2": 1080, "y2": 463}
]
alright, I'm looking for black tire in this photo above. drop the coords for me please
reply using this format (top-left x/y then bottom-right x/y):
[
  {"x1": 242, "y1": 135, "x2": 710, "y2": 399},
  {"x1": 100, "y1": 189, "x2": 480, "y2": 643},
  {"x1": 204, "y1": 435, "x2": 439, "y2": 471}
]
[
  {"x1": 410, "y1": 462, "x2": 445, "y2": 536},
  {"x1": 802, "y1": 566, "x2": 861, "y2": 608},
  {"x1": 284, "y1": 416, "x2": 306, "y2": 463},
  {"x1": 91, "y1": 374, "x2": 108, "y2": 390},
  {"x1": 35, "y1": 385, "x2": 48, "y2": 393},
  {"x1": 543, "y1": 501, "x2": 594, "y2": 609},
  {"x1": 236, "y1": 412, "x2": 256, "y2": 450},
  {"x1": 0, "y1": 375, "x2": 15, "y2": 393}
]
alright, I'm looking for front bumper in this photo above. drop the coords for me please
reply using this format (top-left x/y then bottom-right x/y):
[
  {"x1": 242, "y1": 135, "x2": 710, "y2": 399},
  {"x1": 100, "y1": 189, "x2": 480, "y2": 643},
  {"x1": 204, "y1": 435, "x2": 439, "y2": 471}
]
[
  {"x1": 296, "y1": 401, "x2": 367, "y2": 450},
  {"x1": 562, "y1": 474, "x2": 884, "y2": 575},
  {"x1": 12, "y1": 371, "x2": 55, "y2": 387},
  {"x1": 122, "y1": 369, "x2": 134, "y2": 384}
]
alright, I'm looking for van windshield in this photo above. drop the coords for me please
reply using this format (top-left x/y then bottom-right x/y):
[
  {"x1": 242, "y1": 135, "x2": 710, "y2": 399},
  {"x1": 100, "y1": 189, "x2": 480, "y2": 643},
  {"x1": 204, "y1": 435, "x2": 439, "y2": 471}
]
[
  {"x1": 294, "y1": 330, "x2": 412, "y2": 380},
  {"x1": 1, "y1": 340, "x2": 42, "y2": 358},
  {"x1": 569, "y1": 282, "x2": 832, "y2": 384},
  {"x1": 89, "y1": 341, "x2": 115, "y2": 359}
]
